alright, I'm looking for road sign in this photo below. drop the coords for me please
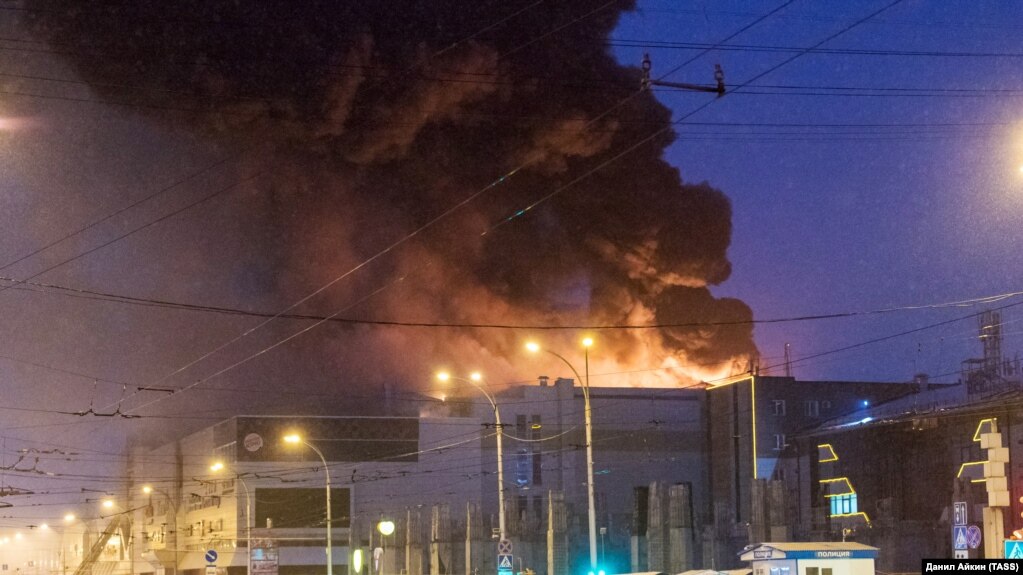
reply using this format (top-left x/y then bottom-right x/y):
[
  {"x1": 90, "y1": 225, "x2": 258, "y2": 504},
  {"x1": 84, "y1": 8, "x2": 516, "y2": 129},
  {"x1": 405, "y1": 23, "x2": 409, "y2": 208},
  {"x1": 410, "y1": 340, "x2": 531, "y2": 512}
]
[
  {"x1": 1005, "y1": 540, "x2": 1023, "y2": 559},
  {"x1": 498, "y1": 555, "x2": 514, "y2": 570},
  {"x1": 205, "y1": 550, "x2": 219, "y2": 564},
  {"x1": 953, "y1": 502, "x2": 967, "y2": 526},
  {"x1": 954, "y1": 550, "x2": 968, "y2": 559},
  {"x1": 953, "y1": 526, "x2": 968, "y2": 550},
  {"x1": 498, "y1": 539, "x2": 513, "y2": 555},
  {"x1": 967, "y1": 525, "x2": 982, "y2": 549}
]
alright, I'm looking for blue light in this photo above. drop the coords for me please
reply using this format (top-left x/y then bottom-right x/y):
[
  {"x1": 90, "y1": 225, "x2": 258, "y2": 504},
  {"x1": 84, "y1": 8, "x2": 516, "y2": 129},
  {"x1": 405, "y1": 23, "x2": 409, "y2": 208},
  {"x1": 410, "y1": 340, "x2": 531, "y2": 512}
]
[
  {"x1": 859, "y1": 416, "x2": 873, "y2": 424},
  {"x1": 599, "y1": 571, "x2": 606, "y2": 575},
  {"x1": 862, "y1": 400, "x2": 870, "y2": 407}
]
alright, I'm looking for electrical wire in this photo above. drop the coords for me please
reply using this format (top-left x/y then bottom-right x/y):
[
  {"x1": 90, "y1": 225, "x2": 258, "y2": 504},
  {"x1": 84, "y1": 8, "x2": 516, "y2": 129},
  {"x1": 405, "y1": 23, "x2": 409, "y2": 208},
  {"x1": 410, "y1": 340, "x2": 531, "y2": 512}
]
[{"x1": 2, "y1": 275, "x2": 1020, "y2": 330}]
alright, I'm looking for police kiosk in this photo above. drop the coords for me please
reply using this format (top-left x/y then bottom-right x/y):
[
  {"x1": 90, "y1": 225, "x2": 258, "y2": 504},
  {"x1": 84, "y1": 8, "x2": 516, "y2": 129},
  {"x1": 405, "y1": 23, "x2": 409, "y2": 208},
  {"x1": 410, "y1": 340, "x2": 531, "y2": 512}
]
[{"x1": 740, "y1": 542, "x2": 878, "y2": 575}]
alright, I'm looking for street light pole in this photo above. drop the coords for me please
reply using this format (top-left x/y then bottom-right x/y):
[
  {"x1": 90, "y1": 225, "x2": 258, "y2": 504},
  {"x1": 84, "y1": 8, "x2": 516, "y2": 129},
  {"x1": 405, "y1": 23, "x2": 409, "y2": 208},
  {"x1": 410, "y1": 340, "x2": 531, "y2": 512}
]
[
  {"x1": 582, "y1": 340, "x2": 597, "y2": 573},
  {"x1": 526, "y1": 339, "x2": 598, "y2": 572},
  {"x1": 142, "y1": 485, "x2": 182, "y2": 575},
  {"x1": 437, "y1": 372, "x2": 505, "y2": 542},
  {"x1": 209, "y1": 465, "x2": 252, "y2": 575},
  {"x1": 284, "y1": 436, "x2": 333, "y2": 575},
  {"x1": 376, "y1": 521, "x2": 395, "y2": 575}
]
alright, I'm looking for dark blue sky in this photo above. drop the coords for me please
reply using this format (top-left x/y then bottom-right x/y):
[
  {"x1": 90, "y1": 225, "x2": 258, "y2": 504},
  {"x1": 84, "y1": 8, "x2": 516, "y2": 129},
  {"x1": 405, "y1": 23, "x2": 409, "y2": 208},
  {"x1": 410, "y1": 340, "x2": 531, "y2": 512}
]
[{"x1": 612, "y1": 0, "x2": 1023, "y2": 382}]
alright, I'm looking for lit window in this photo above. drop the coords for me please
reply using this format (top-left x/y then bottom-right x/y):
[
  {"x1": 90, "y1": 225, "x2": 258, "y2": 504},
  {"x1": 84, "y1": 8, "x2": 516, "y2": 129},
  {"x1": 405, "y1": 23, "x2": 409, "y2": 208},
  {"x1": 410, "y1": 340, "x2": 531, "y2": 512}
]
[{"x1": 830, "y1": 493, "x2": 858, "y2": 516}]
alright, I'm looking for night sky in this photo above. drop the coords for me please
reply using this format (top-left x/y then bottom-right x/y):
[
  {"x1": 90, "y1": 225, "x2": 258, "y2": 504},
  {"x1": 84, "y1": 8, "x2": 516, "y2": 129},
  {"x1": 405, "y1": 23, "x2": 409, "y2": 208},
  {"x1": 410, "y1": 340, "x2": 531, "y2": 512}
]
[
  {"x1": 614, "y1": 0, "x2": 1023, "y2": 382},
  {"x1": 0, "y1": 0, "x2": 1021, "y2": 524}
]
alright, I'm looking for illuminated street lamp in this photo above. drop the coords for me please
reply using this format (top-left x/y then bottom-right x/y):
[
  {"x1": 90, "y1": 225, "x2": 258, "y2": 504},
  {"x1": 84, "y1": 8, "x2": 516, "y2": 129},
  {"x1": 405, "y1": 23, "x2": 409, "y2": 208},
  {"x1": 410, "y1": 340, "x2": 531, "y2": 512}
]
[
  {"x1": 283, "y1": 433, "x2": 333, "y2": 575},
  {"x1": 377, "y1": 520, "x2": 395, "y2": 575},
  {"x1": 436, "y1": 371, "x2": 506, "y2": 542},
  {"x1": 210, "y1": 462, "x2": 252, "y2": 575},
  {"x1": 525, "y1": 337, "x2": 599, "y2": 573},
  {"x1": 139, "y1": 484, "x2": 180, "y2": 574}
]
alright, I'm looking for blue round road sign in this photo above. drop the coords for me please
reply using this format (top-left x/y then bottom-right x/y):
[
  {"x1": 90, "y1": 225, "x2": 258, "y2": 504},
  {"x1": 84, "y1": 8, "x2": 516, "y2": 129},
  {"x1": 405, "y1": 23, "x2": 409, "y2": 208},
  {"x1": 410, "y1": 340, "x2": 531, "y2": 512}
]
[
  {"x1": 205, "y1": 550, "x2": 218, "y2": 564},
  {"x1": 966, "y1": 525, "x2": 982, "y2": 550}
]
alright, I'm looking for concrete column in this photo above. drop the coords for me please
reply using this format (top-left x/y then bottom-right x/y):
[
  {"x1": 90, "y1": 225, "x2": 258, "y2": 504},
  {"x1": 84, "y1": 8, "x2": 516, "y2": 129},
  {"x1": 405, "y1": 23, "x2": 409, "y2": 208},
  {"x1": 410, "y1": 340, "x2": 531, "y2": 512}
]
[
  {"x1": 646, "y1": 482, "x2": 666, "y2": 572},
  {"x1": 983, "y1": 507, "x2": 1004, "y2": 559},
  {"x1": 668, "y1": 483, "x2": 694, "y2": 572},
  {"x1": 630, "y1": 486, "x2": 649, "y2": 573},
  {"x1": 768, "y1": 480, "x2": 790, "y2": 542},
  {"x1": 407, "y1": 508, "x2": 424, "y2": 575},
  {"x1": 465, "y1": 503, "x2": 481, "y2": 575},
  {"x1": 431, "y1": 504, "x2": 451, "y2": 575},
  {"x1": 547, "y1": 491, "x2": 567, "y2": 575},
  {"x1": 749, "y1": 479, "x2": 768, "y2": 545}
]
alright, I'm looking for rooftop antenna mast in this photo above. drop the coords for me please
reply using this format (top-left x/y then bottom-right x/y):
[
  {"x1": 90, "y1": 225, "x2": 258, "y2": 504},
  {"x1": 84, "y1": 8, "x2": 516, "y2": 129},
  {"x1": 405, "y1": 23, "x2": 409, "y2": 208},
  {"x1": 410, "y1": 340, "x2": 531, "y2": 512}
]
[
  {"x1": 641, "y1": 53, "x2": 725, "y2": 97},
  {"x1": 784, "y1": 343, "x2": 793, "y2": 378}
]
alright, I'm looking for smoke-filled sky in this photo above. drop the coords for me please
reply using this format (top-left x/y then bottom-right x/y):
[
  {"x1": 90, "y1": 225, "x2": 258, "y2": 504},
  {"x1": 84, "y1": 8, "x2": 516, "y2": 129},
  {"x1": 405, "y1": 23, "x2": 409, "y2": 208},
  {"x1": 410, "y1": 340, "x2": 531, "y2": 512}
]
[{"x1": 0, "y1": 0, "x2": 1021, "y2": 524}]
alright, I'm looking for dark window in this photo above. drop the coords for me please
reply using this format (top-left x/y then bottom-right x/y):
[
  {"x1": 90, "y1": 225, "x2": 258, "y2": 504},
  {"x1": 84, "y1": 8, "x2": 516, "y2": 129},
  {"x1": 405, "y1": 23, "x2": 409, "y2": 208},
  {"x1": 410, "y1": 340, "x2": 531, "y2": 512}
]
[
  {"x1": 774, "y1": 434, "x2": 786, "y2": 450},
  {"x1": 516, "y1": 414, "x2": 527, "y2": 436},
  {"x1": 255, "y1": 488, "x2": 351, "y2": 528},
  {"x1": 773, "y1": 400, "x2": 786, "y2": 415},
  {"x1": 806, "y1": 568, "x2": 819, "y2": 575},
  {"x1": 532, "y1": 451, "x2": 542, "y2": 485},
  {"x1": 804, "y1": 400, "x2": 820, "y2": 417}
]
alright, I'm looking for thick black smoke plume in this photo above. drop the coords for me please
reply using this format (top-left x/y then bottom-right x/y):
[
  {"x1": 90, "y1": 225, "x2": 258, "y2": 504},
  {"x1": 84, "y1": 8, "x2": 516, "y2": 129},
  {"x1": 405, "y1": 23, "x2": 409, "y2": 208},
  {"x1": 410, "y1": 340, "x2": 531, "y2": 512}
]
[{"x1": 26, "y1": 0, "x2": 756, "y2": 392}]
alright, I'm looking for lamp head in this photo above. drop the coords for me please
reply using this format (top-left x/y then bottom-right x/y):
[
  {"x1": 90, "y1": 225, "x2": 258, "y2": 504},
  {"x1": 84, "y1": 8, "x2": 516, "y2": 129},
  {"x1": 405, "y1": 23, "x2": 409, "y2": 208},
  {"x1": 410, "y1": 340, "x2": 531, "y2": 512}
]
[
  {"x1": 525, "y1": 341, "x2": 540, "y2": 353},
  {"x1": 210, "y1": 462, "x2": 225, "y2": 472},
  {"x1": 582, "y1": 337, "x2": 594, "y2": 348},
  {"x1": 63, "y1": 514, "x2": 75, "y2": 523},
  {"x1": 353, "y1": 549, "x2": 364, "y2": 573},
  {"x1": 436, "y1": 371, "x2": 450, "y2": 382},
  {"x1": 377, "y1": 520, "x2": 395, "y2": 536},
  {"x1": 283, "y1": 434, "x2": 302, "y2": 444},
  {"x1": 102, "y1": 500, "x2": 114, "y2": 509},
  {"x1": 142, "y1": 485, "x2": 153, "y2": 494},
  {"x1": 469, "y1": 372, "x2": 482, "y2": 382}
]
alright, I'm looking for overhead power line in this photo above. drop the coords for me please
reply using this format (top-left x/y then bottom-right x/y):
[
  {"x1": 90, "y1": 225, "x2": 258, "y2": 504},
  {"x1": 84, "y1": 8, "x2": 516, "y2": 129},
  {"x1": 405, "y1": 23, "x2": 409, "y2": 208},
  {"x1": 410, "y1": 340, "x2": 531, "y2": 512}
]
[
  {"x1": 606, "y1": 38, "x2": 1023, "y2": 59},
  {"x1": 4, "y1": 275, "x2": 1022, "y2": 330}
]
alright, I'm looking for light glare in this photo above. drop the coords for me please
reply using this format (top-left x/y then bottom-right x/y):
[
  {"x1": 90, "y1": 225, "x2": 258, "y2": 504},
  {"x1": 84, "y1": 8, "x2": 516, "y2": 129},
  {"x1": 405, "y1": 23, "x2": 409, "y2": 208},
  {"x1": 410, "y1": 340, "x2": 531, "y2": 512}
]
[
  {"x1": 582, "y1": 337, "x2": 594, "y2": 348},
  {"x1": 469, "y1": 372, "x2": 482, "y2": 381},
  {"x1": 102, "y1": 500, "x2": 114, "y2": 509},
  {"x1": 353, "y1": 549, "x2": 364, "y2": 573},
  {"x1": 436, "y1": 372, "x2": 450, "y2": 382},
  {"x1": 525, "y1": 341, "x2": 540, "y2": 353},
  {"x1": 283, "y1": 434, "x2": 301, "y2": 444},
  {"x1": 210, "y1": 462, "x2": 225, "y2": 472},
  {"x1": 377, "y1": 520, "x2": 395, "y2": 536}
]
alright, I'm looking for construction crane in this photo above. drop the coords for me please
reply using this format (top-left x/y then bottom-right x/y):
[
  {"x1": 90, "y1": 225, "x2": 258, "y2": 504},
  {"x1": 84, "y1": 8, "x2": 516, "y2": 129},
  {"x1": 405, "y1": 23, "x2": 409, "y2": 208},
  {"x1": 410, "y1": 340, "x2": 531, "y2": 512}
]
[{"x1": 641, "y1": 53, "x2": 725, "y2": 97}]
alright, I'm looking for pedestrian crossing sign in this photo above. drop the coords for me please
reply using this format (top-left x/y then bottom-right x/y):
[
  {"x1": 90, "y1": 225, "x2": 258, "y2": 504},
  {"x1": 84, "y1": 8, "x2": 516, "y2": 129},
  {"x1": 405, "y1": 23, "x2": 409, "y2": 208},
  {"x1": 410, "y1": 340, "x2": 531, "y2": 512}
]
[
  {"x1": 953, "y1": 527, "x2": 968, "y2": 550},
  {"x1": 1005, "y1": 540, "x2": 1023, "y2": 559},
  {"x1": 498, "y1": 555, "x2": 514, "y2": 569}
]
